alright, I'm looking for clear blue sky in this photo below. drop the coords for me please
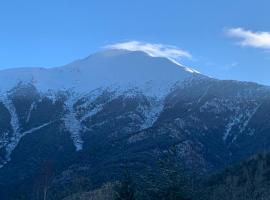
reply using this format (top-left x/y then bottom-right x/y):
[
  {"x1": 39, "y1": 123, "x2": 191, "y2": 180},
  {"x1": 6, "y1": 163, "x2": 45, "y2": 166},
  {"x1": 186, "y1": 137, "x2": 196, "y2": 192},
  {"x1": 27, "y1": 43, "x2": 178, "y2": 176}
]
[{"x1": 0, "y1": 0, "x2": 270, "y2": 85}]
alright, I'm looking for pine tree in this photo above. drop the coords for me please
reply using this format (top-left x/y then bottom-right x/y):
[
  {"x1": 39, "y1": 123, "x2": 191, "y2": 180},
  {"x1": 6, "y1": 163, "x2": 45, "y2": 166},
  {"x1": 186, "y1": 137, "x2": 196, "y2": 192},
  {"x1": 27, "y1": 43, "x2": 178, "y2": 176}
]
[
  {"x1": 115, "y1": 170, "x2": 136, "y2": 200},
  {"x1": 146, "y1": 147, "x2": 191, "y2": 200}
]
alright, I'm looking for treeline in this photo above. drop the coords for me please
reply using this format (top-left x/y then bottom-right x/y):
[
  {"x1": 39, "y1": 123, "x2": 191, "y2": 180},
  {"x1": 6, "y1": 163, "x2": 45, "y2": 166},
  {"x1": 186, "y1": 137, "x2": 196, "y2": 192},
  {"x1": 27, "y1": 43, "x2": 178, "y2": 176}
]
[
  {"x1": 114, "y1": 148, "x2": 192, "y2": 200},
  {"x1": 23, "y1": 147, "x2": 195, "y2": 200},
  {"x1": 15, "y1": 150, "x2": 270, "y2": 200},
  {"x1": 61, "y1": 152, "x2": 270, "y2": 200}
]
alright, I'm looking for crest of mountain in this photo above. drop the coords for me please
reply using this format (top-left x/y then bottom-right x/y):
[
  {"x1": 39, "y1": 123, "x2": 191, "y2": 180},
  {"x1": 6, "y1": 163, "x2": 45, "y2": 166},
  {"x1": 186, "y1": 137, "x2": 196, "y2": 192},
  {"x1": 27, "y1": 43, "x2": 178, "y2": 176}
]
[{"x1": 0, "y1": 49, "x2": 199, "y2": 96}]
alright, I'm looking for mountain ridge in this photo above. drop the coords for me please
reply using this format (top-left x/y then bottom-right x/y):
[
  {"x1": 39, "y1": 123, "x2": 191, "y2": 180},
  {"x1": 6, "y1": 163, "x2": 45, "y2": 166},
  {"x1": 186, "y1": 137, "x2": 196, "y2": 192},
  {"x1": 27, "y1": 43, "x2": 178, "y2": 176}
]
[
  {"x1": 0, "y1": 50, "x2": 200, "y2": 95},
  {"x1": 0, "y1": 49, "x2": 270, "y2": 199}
]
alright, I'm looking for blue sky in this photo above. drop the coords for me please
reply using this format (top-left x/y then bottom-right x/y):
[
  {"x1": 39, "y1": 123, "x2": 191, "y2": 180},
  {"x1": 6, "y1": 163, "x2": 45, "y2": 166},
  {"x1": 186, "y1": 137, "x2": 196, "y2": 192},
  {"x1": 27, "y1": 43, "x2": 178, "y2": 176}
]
[{"x1": 0, "y1": 0, "x2": 270, "y2": 85}]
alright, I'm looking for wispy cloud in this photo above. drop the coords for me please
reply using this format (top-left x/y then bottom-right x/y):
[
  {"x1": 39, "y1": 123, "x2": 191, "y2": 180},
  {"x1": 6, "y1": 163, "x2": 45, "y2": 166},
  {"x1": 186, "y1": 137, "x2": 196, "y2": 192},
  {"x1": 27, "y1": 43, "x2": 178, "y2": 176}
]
[
  {"x1": 106, "y1": 41, "x2": 192, "y2": 61},
  {"x1": 226, "y1": 27, "x2": 270, "y2": 49}
]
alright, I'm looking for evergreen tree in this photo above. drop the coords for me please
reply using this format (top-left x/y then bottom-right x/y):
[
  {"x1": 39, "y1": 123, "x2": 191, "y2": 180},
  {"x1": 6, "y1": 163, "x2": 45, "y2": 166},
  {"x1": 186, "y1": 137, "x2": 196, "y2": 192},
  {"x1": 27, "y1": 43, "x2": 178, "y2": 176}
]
[
  {"x1": 146, "y1": 147, "x2": 191, "y2": 200},
  {"x1": 115, "y1": 170, "x2": 136, "y2": 200}
]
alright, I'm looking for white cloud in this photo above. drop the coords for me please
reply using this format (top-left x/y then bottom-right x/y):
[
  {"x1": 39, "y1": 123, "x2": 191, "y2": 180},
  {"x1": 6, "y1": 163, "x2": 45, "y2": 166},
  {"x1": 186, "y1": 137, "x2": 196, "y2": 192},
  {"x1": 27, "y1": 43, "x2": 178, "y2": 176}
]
[
  {"x1": 106, "y1": 41, "x2": 192, "y2": 61},
  {"x1": 226, "y1": 27, "x2": 270, "y2": 49}
]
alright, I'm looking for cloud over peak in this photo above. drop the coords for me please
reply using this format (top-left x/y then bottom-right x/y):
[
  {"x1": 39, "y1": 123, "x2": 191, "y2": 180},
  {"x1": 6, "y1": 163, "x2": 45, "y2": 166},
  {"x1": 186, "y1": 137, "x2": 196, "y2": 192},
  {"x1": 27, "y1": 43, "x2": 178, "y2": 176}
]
[
  {"x1": 106, "y1": 41, "x2": 192, "y2": 61},
  {"x1": 226, "y1": 27, "x2": 270, "y2": 49}
]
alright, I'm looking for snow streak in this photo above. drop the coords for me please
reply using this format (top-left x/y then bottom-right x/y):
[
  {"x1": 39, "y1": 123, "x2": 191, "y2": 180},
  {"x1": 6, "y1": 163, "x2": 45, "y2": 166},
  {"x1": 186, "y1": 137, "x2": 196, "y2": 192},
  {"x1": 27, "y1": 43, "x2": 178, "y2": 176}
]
[{"x1": 64, "y1": 96, "x2": 83, "y2": 151}]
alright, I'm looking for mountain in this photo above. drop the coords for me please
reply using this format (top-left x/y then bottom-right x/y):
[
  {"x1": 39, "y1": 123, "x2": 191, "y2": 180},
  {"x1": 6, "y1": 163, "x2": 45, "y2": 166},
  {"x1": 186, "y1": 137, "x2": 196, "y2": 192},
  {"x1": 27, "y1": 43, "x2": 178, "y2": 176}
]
[
  {"x1": 0, "y1": 49, "x2": 198, "y2": 94},
  {"x1": 0, "y1": 49, "x2": 199, "y2": 162},
  {"x1": 0, "y1": 49, "x2": 270, "y2": 199}
]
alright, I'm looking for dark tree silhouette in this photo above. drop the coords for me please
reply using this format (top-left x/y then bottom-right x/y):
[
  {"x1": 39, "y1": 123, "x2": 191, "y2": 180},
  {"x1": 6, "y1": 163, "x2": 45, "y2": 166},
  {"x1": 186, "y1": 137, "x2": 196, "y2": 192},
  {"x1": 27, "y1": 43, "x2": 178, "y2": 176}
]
[
  {"x1": 32, "y1": 160, "x2": 54, "y2": 200},
  {"x1": 115, "y1": 170, "x2": 136, "y2": 200},
  {"x1": 146, "y1": 147, "x2": 191, "y2": 200}
]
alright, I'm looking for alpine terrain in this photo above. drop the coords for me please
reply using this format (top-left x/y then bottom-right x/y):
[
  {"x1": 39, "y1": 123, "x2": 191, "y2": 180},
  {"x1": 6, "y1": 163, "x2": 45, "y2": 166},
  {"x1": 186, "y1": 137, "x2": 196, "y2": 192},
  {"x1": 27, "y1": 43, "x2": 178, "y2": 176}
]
[{"x1": 0, "y1": 49, "x2": 270, "y2": 199}]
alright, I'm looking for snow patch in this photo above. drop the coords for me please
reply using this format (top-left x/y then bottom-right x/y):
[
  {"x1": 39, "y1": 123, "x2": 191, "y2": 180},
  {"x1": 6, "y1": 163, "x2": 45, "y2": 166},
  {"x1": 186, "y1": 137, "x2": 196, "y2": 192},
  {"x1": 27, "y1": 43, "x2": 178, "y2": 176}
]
[
  {"x1": 5, "y1": 122, "x2": 53, "y2": 162},
  {"x1": 137, "y1": 99, "x2": 164, "y2": 130},
  {"x1": 64, "y1": 95, "x2": 83, "y2": 151},
  {"x1": 223, "y1": 115, "x2": 241, "y2": 141},
  {"x1": 26, "y1": 102, "x2": 36, "y2": 123},
  {"x1": 80, "y1": 105, "x2": 103, "y2": 122},
  {"x1": 0, "y1": 94, "x2": 20, "y2": 157},
  {"x1": 239, "y1": 103, "x2": 261, "y2": 134},
  {"x1": 197, "y1": 86, "x2": 210, "y2": 104},
  {"x1": 223, "y1": 103, "x2": 261, "y2": 141}
]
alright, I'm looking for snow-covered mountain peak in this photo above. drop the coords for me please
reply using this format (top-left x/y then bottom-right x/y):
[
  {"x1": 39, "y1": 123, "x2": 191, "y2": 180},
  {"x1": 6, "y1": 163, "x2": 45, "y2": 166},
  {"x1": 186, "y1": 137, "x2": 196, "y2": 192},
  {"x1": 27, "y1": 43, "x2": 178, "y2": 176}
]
[{"x1": 0, "y1": 49, "x2": 201, "y2": 97}]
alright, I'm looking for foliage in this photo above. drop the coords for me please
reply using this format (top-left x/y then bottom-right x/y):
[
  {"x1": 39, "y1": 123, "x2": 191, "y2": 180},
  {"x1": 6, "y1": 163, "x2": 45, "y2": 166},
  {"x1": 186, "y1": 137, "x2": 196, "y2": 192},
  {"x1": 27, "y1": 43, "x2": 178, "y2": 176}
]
[
  {"x1": 114, "y1": 170, "x2": 136, "y2": 200},
  {"x1": 137, "y1": 147, "x2": 192, "y2": 200}
]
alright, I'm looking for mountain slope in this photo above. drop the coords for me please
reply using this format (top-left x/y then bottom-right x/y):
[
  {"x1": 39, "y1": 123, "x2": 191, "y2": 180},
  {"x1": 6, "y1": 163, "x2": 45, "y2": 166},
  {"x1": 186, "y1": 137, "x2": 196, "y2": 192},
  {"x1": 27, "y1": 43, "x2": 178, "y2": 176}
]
[
  {"x1": 200, "y1": 152, "x2": 270, "y2": 200},
  {"x1": 0, "y1": 50, "x2": 200, "y2": 165},
  {"x1": 0, "y1": 50, "x2": 270, "y2": 199}
]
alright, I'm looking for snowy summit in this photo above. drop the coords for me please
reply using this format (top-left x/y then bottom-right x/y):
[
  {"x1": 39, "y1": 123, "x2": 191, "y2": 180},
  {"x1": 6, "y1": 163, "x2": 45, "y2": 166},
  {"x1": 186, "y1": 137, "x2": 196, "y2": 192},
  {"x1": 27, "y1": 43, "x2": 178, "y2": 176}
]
[{"x1": 0, "y1": 49, "x2": 200, "y2": 98}]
